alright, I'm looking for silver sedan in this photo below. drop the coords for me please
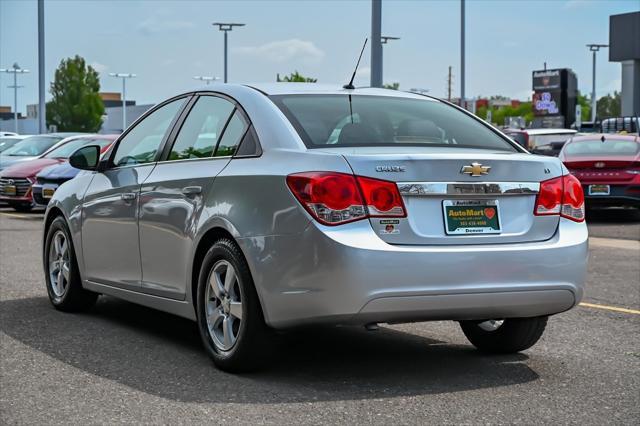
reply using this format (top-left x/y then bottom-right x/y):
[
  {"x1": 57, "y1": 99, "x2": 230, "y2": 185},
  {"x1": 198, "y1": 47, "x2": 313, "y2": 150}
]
[{"x1": 42, "y1": 84, "x2": 588, "y2": 371}]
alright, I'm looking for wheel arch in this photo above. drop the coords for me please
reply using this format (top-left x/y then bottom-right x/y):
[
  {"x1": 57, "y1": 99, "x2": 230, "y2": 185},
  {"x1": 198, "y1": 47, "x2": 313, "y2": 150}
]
[{"x1": 190, "y1": 225, "x2": 270, "y2": 324}]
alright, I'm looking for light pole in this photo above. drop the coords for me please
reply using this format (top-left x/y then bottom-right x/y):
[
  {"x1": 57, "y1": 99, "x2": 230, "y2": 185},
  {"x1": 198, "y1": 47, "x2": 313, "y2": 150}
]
[
  {"x1": 586, "y1": 44, "x2": 608, "y2": 123},
  {"x1": 193, "y1": 76, "x2": 220, "y2": 85},
  {"x1": 38, "y1": 0, "x2": 45, "y2": 134},
  {"x1": 370, "y1": 0, "x2": 383, "y2": 87},
  {"x1": 212, "y1": 23, "x2": 245, "y2": 83},
  {"x1": 109, "y1": 73, "x2": 136, "y2": 132},
  {"x1": 0, "y1": 63, "x2": 30, "y2": 133},
  {"x1": 460, "y1": 0, "x2": 466, "y2": 109}
]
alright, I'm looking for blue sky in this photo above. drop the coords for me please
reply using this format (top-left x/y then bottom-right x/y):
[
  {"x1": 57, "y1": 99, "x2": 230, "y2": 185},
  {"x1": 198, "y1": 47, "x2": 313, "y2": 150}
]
[{"x1": 1, "y1": 0, "x2": 638, "y2": 114}]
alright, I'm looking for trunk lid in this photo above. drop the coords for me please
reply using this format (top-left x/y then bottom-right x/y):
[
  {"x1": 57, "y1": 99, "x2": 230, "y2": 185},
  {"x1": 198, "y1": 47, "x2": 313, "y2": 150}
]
[
  {"x1": 564, "y1": 156, "x2": 639, "y2": 183},
  {"x1": 318, "y1": 147, "x2": 562, "y2": 245}
]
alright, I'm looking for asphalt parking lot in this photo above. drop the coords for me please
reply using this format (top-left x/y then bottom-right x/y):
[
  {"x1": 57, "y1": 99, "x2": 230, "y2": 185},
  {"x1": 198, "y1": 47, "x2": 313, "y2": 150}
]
[{"x1": 1, "y1": 207, "x2": 638, "y2": 424}]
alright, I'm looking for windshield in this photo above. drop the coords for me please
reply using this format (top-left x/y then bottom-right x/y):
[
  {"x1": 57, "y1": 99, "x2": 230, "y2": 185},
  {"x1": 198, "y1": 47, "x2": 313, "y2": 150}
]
[
  {"x1": 271, "y1": 95, "x2": 517, "y2": 151},
  {"x1": 0, "y1": 138, "x2": 22, "y2": 153},
  {"x1": 44, "y1": 138, "x2": 112, "y2": 159},
  {"x1": 1, "y1": 136, "x2": 62, "y2": 156},
  {"x1": 564, "y1": 138, "x2": 639, "y2": 157}
]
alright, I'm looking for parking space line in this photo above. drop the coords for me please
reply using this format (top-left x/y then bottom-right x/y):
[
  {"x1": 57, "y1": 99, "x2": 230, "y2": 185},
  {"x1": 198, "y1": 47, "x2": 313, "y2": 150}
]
[
  {"x1": 579, "y1": 302, "x2": 640, "y2": 315},
  {"x1": 0, "y1": 212, "x2": 33, "y2": 219}
]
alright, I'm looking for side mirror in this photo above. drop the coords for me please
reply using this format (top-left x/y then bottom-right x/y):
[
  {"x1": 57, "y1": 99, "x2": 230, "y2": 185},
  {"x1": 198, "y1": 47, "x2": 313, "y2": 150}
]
[{"x1": 69, "y1": 145, "x2": 101, "y2": 171}]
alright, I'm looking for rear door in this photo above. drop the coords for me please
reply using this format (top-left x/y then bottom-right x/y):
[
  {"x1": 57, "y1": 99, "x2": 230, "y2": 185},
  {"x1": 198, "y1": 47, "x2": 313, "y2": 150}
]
[
  {"x1": 323, "y1": 146, "x2": 562, "y2": 245},
  {"x1": 137, "y1": 94, "x2": 249, "y2": 299}
]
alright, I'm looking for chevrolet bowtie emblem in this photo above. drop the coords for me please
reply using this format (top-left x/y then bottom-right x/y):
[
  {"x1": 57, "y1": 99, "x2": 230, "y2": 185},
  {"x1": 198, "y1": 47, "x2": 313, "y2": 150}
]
[{"x1": 461, "y1": 162, "x2": 491, "y2": 177}]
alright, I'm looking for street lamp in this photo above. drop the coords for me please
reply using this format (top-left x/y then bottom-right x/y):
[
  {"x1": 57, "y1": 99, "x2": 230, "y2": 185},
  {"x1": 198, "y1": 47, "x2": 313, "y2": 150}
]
[
  {"x1": 0, "y1": 63, "x2": 30, "y2": 133},
  {"x1": 586, "y1": 44, "x2": 608, "y2": 123},
  {"x1": 212, "y1": 22, "x2": 245, "y2": 83},
  {"x1": 380, "y1": 36, "x2": 399, "y2": 87},
  {"x1": 193, "y1": 76, "x2": 220, "y2": 85},
  {"x1": 108, "y1": 72, "x2": 136, "y2": 132}
]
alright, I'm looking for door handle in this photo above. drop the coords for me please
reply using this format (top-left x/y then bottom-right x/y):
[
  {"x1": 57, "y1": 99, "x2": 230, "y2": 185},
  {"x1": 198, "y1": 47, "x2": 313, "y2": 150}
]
[
  {"x1": 182, "y1": 186, "x2": 202, "y2": 196},
  {"x1": 121, "y1": 192, "x2": 136, "y2": 201}
]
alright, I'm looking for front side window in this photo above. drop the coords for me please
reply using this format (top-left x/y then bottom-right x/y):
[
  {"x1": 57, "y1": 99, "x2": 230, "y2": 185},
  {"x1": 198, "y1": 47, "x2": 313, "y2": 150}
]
[
  {"x1": 271, "y1": 95, "x2": 517, "y2": 152},
  {"x1": 112, "y1": 98, "x2": 186, "y2": 167},
  {"x1": 169, "y1": 96, "x2": 235, "y2": 160}
]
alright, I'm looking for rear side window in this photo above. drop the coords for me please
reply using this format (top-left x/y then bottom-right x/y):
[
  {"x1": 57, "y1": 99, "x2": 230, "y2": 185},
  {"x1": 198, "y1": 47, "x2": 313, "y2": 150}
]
[
  {"x1": 271, "y1": 95, "x2": 517, "y2": 152},
  {"x1": 169, "y1": 96, "x2": 235, "y2": 160},
  {"x1": 215, "y1": 110, "x2": 248, "y2": 157}
]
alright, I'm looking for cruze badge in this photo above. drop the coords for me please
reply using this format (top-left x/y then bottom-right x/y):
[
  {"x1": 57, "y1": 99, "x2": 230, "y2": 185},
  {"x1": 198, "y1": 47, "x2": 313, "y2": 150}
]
[
  {"x1": 375, "y1": 165, "x2": 406, "y2": 172},
  {"x1": 461, "y1": 162, "x2": 491, "y2": 177}
]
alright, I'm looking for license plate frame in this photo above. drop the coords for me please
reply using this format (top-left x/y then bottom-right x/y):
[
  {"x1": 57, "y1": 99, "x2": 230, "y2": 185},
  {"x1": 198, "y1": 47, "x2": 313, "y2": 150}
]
[
  {"x1": 588, "y1": 184, "x2": 610, "y2": 195},
  {"x1": 3, "y1": 185, "x2": 16, "y2": 196},
  {"x1": 443, "y1": 199, "x2": 502, "y2": 235}
]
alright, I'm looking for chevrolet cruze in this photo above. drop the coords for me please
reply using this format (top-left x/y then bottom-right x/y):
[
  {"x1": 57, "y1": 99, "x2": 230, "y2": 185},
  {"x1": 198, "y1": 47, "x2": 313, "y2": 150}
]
[{"x1": 42, "y1": 84, "x2": 588, "y2": 371}]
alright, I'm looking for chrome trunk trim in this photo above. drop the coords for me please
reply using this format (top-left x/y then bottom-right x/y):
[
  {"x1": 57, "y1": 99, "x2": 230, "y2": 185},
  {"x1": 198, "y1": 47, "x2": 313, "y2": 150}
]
[{"x1": 397, "y1": 182, "x2": 540, "y2": 196}]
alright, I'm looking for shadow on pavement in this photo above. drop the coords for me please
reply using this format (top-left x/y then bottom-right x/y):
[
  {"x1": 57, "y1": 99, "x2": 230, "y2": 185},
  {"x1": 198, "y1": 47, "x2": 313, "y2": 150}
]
[
  {"x1": 586, "y1": 207, "x2": 640, "y2": 224},
  {"x1": 1, "y1": 296, "x2": 539, "y2": 403}
]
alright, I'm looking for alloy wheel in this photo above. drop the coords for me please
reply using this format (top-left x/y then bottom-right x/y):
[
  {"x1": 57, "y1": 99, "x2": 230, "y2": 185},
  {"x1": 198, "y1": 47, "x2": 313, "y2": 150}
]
[
  {"x1": 48, "y1": 230, "x2": 70, "y2": 298},
  {"x1": 477, "y1": 319, "x2": 504, "y2": 332},
  {"x1": 205, "y1": 260, "x2": 243, "y2": 351}
]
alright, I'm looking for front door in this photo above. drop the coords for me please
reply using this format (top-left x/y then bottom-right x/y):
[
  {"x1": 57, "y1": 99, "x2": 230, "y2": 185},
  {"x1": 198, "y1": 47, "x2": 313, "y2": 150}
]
[
  {"x1": 81, "y1": 97, "x2": 188, "y2": 289},
  {"x1": 138, "y1": 95, "x2": 249, "y2": 299}
]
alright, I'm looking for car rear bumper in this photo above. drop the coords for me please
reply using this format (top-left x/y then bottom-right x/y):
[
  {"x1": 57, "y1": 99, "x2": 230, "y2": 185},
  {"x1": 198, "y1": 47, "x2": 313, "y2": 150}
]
[
  {"x1": 584, "y1": 184, "x2": 640, "y2": 207},
  {"x1": 238, "y1": 218, "x2": 588, "y2": 328}
]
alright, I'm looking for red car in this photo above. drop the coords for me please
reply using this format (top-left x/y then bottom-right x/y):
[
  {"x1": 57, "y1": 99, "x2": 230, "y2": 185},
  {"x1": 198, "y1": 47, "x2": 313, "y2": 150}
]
[
  {"x1": 0, "y1": 134, "x2": 117, "y2": 211},
  {"x1": 559, "y1": 134, "x2": 640, "y2": 208}
]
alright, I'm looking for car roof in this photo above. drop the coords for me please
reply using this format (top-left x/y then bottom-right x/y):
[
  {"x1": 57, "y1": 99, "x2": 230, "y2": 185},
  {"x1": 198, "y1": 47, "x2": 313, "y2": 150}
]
[
  {"x1": 195, "y1": 83, "x2": 438, "y2": 101},
  {"x1": 526, "y1": 128, "x2": 577, "y2": 135}
]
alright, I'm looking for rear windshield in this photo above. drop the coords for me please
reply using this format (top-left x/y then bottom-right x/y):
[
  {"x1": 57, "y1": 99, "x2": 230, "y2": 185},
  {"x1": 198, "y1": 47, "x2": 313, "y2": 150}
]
[
  {"x1": 1, "y1": 136, "x2": 62, "y2": 156},
  {"x1": 271, "y1": 95, "x2": 517, "y2": 152},
  {"x1": 529, "y1": 134, "x2": 575, "y2": 148},
  {"x1": 564, "y1": 138, "x2": 640, "y2": 156}
]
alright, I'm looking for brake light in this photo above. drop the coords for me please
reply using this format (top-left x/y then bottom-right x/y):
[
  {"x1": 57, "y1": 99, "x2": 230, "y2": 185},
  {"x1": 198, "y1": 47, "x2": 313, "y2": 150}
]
[
  {"x1": 534, "y1": 175, "x2": 585, "y2": 222},
  {"x1": 356, "y1": 176, "x2": 406, "y2": 217},
  {"x1": 286, "y1": 172, "x2": 405, "y2": 225}
]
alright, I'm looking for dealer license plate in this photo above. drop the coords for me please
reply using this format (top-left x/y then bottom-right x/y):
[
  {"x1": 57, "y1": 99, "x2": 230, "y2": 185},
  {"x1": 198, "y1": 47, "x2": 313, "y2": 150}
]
[
  {"x1": 588, "y1": 184, "x2": 610, "y2": 195},
  {"x1": 443, "y1": 200, "x2": 501, "y2": 235},
  {"x1": 3, "y1": 185, "x2": 16, "y2": 196}
]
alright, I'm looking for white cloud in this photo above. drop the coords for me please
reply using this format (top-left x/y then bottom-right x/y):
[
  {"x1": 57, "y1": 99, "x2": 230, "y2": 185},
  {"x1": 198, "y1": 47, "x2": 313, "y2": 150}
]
[
  {"x1": 234, "y1": 39, "x2": 325, "y2": 63},
  {"x1": 90, "y1": 62, "x2": 108, "y2": 73},
  {"x1": 137, "y1": 15, "x2": 195, "y2": 35}
]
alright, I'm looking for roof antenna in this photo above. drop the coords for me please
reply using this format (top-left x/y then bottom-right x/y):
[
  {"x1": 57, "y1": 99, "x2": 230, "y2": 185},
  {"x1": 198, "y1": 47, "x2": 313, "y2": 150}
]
[{"x1": 343, "y1": 38, "x2": 368, "y2": 90}]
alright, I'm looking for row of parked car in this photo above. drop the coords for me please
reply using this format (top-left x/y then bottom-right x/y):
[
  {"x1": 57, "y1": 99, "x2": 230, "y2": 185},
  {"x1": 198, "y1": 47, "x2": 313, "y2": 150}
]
[
  {"x1": 502, "y1": 127, "x2": 640, "y2": 209},
  {"x1": 0, "y1": 133, "x2": 118, "y2": 211},
  {"x1": 1, "y1": 124, "x2": 638, "y2": 213}
]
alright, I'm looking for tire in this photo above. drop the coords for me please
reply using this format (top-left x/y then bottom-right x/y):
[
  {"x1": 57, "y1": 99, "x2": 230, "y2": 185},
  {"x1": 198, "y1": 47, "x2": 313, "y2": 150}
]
[
  {"x1": 196, "y1": 238, "x2": 270, "y2": 372},
  {"x1": 44, "y1": 216, "x2": 98, "y2": 311},
  {"x1": 10, "y1": 202, "x2": 33, "y2": 212},
  {"x1": 459, "y1": 316, "x2": 548, "y2": 354}
]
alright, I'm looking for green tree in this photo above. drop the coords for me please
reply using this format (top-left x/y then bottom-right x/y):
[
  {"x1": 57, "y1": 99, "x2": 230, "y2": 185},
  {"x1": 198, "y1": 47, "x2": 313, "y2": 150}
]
[
  {"x1": 276, "y1": 71, "x2": 317, "y2": 83},
  {"x1": 383, "y1": 82, "x2": 400, "y2": 90},
  {"x1": 46, "y1": 55, "x2": 104, "y2": 132},
  {"x1": 576, "y1": 92, "x2": 591, "y2": 122},
  {"x1": 596, "y1": 91, "x2": 621, "y2": 119}
]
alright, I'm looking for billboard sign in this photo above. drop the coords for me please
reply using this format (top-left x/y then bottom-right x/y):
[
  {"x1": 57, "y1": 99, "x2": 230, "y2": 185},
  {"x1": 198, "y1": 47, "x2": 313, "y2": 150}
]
[
  {"x1": 532, "y1": 69, "x2": 561, "y2": 91},
  {"x1": 533, "y1": 91, "x2": 562, "y2": 116}
]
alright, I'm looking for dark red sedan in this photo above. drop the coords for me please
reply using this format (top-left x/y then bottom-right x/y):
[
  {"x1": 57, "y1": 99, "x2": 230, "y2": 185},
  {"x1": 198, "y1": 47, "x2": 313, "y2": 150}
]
[{"x1": 559, "y1": 134, "x2": 640, "y2": 208}]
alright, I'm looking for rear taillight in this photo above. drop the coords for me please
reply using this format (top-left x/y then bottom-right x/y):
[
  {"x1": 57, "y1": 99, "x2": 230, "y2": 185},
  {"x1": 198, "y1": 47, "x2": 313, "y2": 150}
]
[
  {"x1": 534, "y1": 174, "x2": 585, "y2": 222},
  {"x1": 286, "y1": 172, "x2": 405, "y2": 225},
  {"x1": 356, "y1": 176, "x2": 406, "y2": 217}
]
